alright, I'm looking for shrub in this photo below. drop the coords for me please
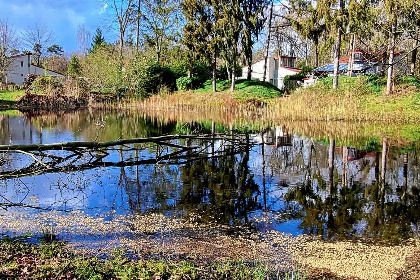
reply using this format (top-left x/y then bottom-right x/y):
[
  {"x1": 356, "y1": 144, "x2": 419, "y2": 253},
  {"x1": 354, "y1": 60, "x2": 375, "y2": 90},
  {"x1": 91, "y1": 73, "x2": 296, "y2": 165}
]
[
  {"x1": 170, "y1": 60, "x2": 189, "y2": 79},
  {"x1": 80, "y1": 45, "x2": 122, "y2": 93},
  {"x1": 284, "y1": 66, "x2": 313, "y2": 93},
  {"x1": 176, "y1": 76, "x2": 192, "y2": 91},
  {"x1": 62, "y1": 77, "x2": 91, "y2": 97},
  {"x1": 396, "y1": 76, "x2": 420, "y2": 88},
  {"x1": 31, "y1": 76, "x2": 63, "y2": 95},
  {"x1": 138, "y1": 62, "x2": 176, "y2": 95},
  {"x1": 216, "y1": 65, "x2": 242, "y2": 81},
  {"x1": 191, "y1": 62, "x2": 211, "y2": 89}
]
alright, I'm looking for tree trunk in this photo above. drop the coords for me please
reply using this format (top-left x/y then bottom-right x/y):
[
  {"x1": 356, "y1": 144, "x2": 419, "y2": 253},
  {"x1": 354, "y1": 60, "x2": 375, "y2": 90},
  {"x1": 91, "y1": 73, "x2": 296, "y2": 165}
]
[
  {"x1": 119, "y1": 31, "x2": 124, "y2": 60},
  {"x1": 226, "y1": 61, "x2": 231, "y2": 81},
  {"x1": 314, "y1": 36, "x2": 319, "y2": 67},
  {"x1": 246, "y1": 30, "x2": 252, "y2": 80},
  {"x1": 332, "y1": 0, "x2": 343, "y2": 89},
  {"x1": 332, "y1": 25, "x2": 342, "y2": 89},
  {"x1": 347, "y1": 34, "x2": 356, "y2": 77},
  {"x1": 136, "y1": 0, "x2": 141, "y2": 51},
  {"x1": 212, "y1": 51, "x2": 217, "y2": 92},
  {"x1": 386, "y1": 20, "x2": 397, "y2": 95},
  {"x1": 231, "y1": 66, "x2": 236, "y2": 91},
  {"x1": 231, "y1": 47, "x2": 237, "y2": 90},
  {"x1": 411, "y1": 26, "x2": 418, "y2": 76},
  {"x1": 263, "y1": 0, "x2": 274, "y2": 82}
]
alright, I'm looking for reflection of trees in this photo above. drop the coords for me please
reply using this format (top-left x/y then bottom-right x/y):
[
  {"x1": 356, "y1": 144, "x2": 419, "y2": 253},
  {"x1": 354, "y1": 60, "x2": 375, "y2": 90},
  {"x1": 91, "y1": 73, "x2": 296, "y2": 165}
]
[
  {"x1": 178, "y1": 137, "x2": 261, "y2": 226},
  {"x1": 116, "y1": 135, "x2": 260, "y2": 223},
  {"x1": 284, "y1": 173, "x2": 364, "y2": 238},
  {"x1": 364, "y1": 144, "x2": 420, "y2": 242},
  {"x1": 284, "y1": 138, "x2": 420, "y2": 241}
]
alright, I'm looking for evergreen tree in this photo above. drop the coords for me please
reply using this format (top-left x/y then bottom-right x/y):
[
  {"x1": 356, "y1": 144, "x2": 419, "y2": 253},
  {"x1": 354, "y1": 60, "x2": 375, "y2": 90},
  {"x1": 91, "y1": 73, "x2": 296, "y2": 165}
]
[
  {"x1": 182, "y1": 0, "x2": 221, "y2": 92},
  {"x1": 47, "y1": 44, "x2": 64, "y2": 56},
  {"x1": 241, "y1": 0, "x2": 267, "y2": 80},
  {"x1": 218, "y1": 0, "x2": 243, "y2": 90},
  {"x1": 90, "y1": 28, "x2": 106, "y2": 52},
  {"x1": 289, "y1": 0, "x2": 327, "y2": 67},
  {"x1": 67, "y1": 55, "x2": 82, "y2": 77}
]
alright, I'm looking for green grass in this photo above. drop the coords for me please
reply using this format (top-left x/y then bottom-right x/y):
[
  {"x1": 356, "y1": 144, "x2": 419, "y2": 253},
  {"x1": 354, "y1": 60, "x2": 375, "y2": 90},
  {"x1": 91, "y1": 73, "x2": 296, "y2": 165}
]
[
  {"x1": 0, "y1": 236, "x2": 279, "y2": 280},
  {"x1": 0, "y1": 90, "x2": 26, "y2": 101},
  {"x1": 0, "y1": 110, "x2": 23, "y2": 116},
  {"x1": 0, "y1": 90, "x2": 26, "y2": 108},
  {"x1": 195, "y1": 79, "x2": 283, "y2": 101}
]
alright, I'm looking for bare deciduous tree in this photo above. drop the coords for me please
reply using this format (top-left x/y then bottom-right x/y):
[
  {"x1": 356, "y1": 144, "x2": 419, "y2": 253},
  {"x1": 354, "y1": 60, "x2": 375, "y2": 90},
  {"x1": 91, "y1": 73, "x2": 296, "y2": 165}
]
[
  {"x1": 0, "y1": 19, "x2": 18, "y2": 84},
  {"x1": 77, "y1": 25, "x2": 91, "y2": 56},
  {"x1": 111, "y1": 0, "x2": 136, "y2": 59},
  {"x1": 21, "y1": 23, "x2": 53, "y2": 66},
  {"x1": 141, "y1": 0, "x2": 180, "y2": 63}
]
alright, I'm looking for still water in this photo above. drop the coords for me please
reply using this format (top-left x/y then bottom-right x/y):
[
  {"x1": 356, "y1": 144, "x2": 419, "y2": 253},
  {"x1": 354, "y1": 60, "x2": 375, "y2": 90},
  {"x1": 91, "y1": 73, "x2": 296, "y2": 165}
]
[{"x1": 0, "y1": 109, "x2": 420, "y2": 242}]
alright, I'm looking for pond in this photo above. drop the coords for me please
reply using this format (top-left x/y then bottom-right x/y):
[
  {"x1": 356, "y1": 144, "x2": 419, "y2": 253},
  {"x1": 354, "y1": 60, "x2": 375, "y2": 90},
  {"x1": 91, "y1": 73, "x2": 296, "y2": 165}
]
[{"x1": 0, "y1": 108, "x2": 419, "y2": 246}]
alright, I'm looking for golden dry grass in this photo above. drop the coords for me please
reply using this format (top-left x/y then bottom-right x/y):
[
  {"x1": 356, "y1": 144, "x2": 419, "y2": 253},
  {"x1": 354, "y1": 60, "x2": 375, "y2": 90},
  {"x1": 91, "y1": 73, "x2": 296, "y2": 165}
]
[
  {"x1": 291, "y1": 236, "x2": 420, "y2": 280},
  {"x1": 122, "y1": 83, "x2": 420, "y2": 124}
]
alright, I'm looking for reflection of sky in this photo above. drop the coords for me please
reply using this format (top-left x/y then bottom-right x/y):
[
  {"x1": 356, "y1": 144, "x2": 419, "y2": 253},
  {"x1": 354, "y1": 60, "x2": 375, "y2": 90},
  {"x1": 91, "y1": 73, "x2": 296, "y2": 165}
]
[{"x1": 1, "y1": 113, "x2": 420, "y2": 239}]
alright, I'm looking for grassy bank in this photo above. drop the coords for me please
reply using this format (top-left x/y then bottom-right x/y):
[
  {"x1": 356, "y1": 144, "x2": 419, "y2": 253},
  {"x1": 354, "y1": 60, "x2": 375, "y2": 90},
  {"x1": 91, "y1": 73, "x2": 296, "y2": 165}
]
[
  {"x1": 195, "y1": 79, "x2": 283, "y2": 101},
  {"x1": 270, "y1": 75, "x2": 420, "y2": 123},
  {"x1": 2, "y1": 234, "x2": 419, "y2": 280},
  {"x1": 134, "y1": 76, "x2": 420, "y2": 123},
  {"x1": 0, "y1": 90, "x2": 26, "y2": 108}
]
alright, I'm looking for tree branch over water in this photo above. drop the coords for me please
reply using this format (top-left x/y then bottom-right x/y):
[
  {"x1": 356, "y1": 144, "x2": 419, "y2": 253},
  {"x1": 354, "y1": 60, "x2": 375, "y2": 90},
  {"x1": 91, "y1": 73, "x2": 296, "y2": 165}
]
[{"x1": 0, "y1": 134, "x2": 254, "y2": 180}]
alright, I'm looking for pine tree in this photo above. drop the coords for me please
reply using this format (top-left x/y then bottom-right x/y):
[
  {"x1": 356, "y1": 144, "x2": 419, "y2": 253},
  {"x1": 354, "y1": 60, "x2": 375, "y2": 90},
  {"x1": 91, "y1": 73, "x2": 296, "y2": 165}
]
[
  {"x1": 241, "y1": 0, "x2": 267, "y2": 80},
  {"x1": 289, "y1": 0, "x2": 326, "y2": 67},
  {"x1": 90, "y1": 28, "x2": 106, "y2": 52},
  {"x1": 67, "y1": 55, "x2": 82, "y2": 77},
  {"x1": 183, "y1": 0, "x2": 223, "y2": 92}
]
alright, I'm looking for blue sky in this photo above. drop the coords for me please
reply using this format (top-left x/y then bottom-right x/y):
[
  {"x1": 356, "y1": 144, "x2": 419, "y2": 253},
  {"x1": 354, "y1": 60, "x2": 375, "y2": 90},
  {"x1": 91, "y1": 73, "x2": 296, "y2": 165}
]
[{"x1": 0, "y1": 0, "x2": 115, "y2": 54}]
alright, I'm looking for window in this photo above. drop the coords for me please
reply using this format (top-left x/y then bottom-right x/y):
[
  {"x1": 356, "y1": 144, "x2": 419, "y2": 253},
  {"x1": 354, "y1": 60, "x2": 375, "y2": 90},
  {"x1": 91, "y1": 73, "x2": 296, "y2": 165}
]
[
  {"x1": 354, "y1": 53, "x2": 363, "y2": 62},
  {"x1": 21, "y1": 61, "x2": 23, "y2": 67},
  {"x1": 274, "y1": 59, "x2": 279, "y2": 70}
]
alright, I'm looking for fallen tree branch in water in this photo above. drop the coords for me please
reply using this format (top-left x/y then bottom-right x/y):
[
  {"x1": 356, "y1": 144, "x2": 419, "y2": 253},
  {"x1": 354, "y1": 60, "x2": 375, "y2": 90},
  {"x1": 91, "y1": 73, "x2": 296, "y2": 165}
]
[
  {"x1": 0, "y1": 133, "x2": 254, "y2": 180},
  {"x1": 0, "y1": 134, "x2": 230, "y2": 152},
  {"x1": 0, "y1": 202, "x2": 66, "y2": 211}
]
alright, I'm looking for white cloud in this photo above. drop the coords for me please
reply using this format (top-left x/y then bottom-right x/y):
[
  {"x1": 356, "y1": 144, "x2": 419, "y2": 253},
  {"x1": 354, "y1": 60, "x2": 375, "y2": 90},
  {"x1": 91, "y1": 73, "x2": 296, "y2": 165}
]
[
  {"x1": 0, "y1": 0, "x2": 106, "y2": 52},
  {"x1": 99, "y1": 3, "x2": 109, "y2": 14}
]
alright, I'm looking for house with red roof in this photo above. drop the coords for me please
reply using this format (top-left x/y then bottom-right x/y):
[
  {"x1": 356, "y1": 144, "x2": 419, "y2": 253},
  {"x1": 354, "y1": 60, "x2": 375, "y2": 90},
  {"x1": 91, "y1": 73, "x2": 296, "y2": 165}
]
[
  {"x1": 241, "y1": 56, "x2": 301, "y2": 90},
  {"x1": 4, "y1": 53, "x2": 63, "y2": 86}
]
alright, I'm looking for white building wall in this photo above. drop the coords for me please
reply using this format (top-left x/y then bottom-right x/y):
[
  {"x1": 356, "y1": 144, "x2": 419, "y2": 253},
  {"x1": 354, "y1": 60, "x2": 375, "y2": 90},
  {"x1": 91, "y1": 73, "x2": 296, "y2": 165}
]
[
  {"x1": 4, "y1": 54, "x2": 63, "y2": 86},
  {"x1": 241, "y1": 58, "x2": 274, "y2": 82},
  {"x1": 276, "y1": 67, "x2": 301, "y2": 89},
  {"x1": 241, "y1": 57, "x2": 300, "y2": 90},
  {"x1": 5, "y1": 54, "x2": 32, "y2": 86}
]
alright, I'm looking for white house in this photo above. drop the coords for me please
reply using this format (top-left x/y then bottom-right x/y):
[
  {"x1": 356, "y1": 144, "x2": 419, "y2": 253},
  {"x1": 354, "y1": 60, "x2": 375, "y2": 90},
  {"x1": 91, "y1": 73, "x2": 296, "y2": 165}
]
[
  {"x1": 4, "y1": 53, "x2": 63, "y2": 86},
  {"x1": 241, "y1": 56, "x2": 301, "y2": 90}
]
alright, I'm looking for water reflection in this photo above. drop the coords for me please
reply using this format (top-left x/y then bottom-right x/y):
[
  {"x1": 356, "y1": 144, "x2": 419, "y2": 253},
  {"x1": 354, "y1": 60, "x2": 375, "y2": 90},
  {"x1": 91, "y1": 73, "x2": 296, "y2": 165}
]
[{"x1": 1, "y1": 110, "x2": 420, "y2": 242}]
